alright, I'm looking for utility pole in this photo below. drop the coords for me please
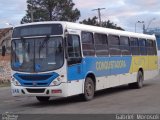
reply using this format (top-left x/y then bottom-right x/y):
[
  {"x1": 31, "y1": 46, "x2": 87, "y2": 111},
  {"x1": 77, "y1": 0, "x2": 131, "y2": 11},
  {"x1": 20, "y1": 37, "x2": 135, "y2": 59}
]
[
  {"x1": 92, "y1": 8, "x2": 105, "y2": 26},
  {"x1": 135, "y1": 21, "x2": 144, "y2": 33}
]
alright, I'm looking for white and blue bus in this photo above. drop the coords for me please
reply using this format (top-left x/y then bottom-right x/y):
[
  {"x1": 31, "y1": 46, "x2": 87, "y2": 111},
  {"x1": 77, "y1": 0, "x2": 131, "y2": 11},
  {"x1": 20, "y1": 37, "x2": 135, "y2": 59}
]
[{"x1": 7, "y1": 21, "x2": 158, "y2": 102}]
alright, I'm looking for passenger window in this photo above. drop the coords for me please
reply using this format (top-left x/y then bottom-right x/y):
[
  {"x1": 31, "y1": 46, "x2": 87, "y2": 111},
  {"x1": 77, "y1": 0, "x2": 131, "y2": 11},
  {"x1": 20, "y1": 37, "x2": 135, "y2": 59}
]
[
  {"x1": 153, "y1": 41, "x2": 157, "y2": 55},
  {"x1": 139, "y1": 39, "x2": 147, "y2": 55},
  {"x1": 146, "y1": 40, "x2": 154, "y2": 55},
  {"x1": 156, "y1": 35, "x2": 160, "y2": 50},
  {"x1": 81, "y1": 31, "x2": 95, "y2": 56},
  {"x1": 130, "y1": 37, "x2": 139, "y2": 55},
  {"x1": 67, "y1": 34, "x2": 82, "y2": 65},
  {"x1": 108, "y1": 35, "x2": 121, "y2": 55},
  {"x1": 120, "y1": 36, "x2": 131, "y2": 55},
  {"x1": 94, "y1": 33, "x2": 109, "y2": 56}
]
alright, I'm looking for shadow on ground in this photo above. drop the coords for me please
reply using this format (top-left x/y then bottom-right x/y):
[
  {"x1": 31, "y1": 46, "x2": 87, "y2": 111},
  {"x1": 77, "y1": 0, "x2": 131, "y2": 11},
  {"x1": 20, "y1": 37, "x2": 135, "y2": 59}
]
[{"x1": 21, "y1": 82, "x2": 154, "y2": 108}]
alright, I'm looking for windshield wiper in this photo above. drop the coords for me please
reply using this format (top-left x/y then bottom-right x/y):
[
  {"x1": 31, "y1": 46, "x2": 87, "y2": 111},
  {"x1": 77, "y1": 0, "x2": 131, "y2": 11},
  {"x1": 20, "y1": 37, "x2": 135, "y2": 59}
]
[
  {"x1": 20, "y1": 36, "x2": 30, "y2": 54},
  {"x1": 20, "y1": 36, "x2": 25, "y2": 45},
  {"x1": 39, "y1": 35, "x2": 50, "y2": 51}
]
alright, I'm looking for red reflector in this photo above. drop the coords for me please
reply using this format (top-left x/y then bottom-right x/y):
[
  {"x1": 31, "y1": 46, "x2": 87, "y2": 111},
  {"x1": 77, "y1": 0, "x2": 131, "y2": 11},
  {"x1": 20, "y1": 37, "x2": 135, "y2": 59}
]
[{"x1": 52, "y1": 90, "x2": 62, "y2": 94}]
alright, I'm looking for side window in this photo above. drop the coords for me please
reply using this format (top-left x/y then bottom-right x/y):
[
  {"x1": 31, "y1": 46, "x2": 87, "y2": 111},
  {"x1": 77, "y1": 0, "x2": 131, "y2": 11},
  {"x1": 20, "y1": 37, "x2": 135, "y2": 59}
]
[
  {"x1": 120, "y1": 36, "x2": 131, "y2": 55},
  {"x1": 108, "y1": 35, "x2": 121, "y2": 55},
  {"x1": 156, "y1": 35, "x2": 160, "y2": 50},
  {"x1": 81, "y1": 31, "x2": 95, "y2": 56},
  {"x1": 139, "y1": 38, "x2": 147, "y2": 55},
  {"x1": 153, "y1": 40, "x2": 157, "y2": 55},
  {"x1": 146, "y1": 40, "x2": 154, "y2": 55},
  {"x1": 130, "y1": 37, "x2": 139, "y2": 55},
  {"x1": 67, "y1": 34, "x2": 82, "y2": 65},
  {"x1": 94, "y1": 33, "x2": 109, "y2": 56}
]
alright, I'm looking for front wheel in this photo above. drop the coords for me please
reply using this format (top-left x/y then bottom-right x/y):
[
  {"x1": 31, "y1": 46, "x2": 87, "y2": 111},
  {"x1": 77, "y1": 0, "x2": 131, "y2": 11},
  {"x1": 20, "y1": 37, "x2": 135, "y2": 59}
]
[
  {"x1": 82, "y1": 77, "x2": 95, "y2": 101},
  {"x1": 36, "y1": 96, "x2": 50, "y2": 102}
]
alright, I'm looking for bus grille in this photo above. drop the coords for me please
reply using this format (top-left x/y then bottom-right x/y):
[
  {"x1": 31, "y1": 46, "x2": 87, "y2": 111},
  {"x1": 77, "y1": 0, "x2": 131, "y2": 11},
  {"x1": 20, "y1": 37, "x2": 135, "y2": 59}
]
[
  {"x1": 26, "y1": 88, "x2": 45, "y2": 93},
  {"x1": 23, "y1": 83, "x2": 48, "y2": 86},
  {"x1": 18, "y1": 75, "x2": 52, "y2": 81}
]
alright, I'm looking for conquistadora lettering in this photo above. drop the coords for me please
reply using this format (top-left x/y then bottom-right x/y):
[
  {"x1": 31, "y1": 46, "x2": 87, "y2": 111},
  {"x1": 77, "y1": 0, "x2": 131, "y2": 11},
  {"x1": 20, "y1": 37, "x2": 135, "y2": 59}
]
[{"x1": 96, "y1": 60, "x2": 126, "y2": 71}]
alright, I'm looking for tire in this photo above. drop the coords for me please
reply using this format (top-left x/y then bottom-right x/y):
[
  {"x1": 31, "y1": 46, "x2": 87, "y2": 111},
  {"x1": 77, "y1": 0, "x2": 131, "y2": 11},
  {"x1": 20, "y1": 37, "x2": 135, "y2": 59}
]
[
  {"x1": 129, "y1": 71, "x2": 144, "y2": 89},
  {"x1": 36, "y1": 96, "x2": 50, "y2": 102},
  {"x1": 82, "y1": 77, "x2": 95, "y2": 101},
  {"x1": 136, "y1": 71, "x2": 144, "y2": 88}
]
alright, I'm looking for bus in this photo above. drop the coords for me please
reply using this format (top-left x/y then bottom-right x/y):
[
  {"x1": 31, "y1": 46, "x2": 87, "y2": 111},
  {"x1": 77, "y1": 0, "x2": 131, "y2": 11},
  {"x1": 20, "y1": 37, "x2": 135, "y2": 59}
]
[{"x1": 5, "y1": 21, "x2": 159, "y2": 102}]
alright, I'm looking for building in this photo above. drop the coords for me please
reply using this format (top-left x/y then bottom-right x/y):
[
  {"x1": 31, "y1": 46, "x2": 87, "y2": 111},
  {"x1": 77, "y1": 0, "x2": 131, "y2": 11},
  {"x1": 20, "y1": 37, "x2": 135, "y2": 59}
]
[
  {"x1": 145, "y1": 28, "x2": 160, "y2": 50},
  {"x1": 0, "y1": 27, "x2": 12, "y2": 82},
  {"x1": 0, "y1": 27, "x2": 13, "y2": 53}
]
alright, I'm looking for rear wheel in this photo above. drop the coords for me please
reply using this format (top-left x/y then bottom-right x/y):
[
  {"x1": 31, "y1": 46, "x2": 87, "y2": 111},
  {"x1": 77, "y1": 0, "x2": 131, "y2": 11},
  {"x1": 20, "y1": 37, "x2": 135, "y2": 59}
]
[
  {"x1": 82, "y1": 77, "x2": 95, "y2": 101},
  {"x1": 129, "y1": 71, "x2": 144, "y2": 89},
  {"x1": 36, "y1": 96, "x2": 50, "y2": 102}
]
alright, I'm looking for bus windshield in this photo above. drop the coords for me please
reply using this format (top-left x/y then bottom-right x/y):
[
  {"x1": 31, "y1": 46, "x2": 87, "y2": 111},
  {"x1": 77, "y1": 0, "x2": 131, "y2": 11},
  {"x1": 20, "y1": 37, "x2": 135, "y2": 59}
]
[{"x1": 11, "y1": 37, "x2": 64, "y2": 72}]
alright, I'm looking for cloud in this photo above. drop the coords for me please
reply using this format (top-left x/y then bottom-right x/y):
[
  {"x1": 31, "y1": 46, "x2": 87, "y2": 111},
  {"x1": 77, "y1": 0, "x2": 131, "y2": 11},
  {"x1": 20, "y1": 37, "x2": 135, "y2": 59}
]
[
  {"x1": 73, "y1": 0, "x2": 160, "y2": 32},
  {"x1": 73, "y1": 0, "x2": 107, "y2": 9},
  {"x1": 0, "y1": 0, "x2": 27, "y2": 28},
  {"x1": 0, "y1": 0, "x2": 160, "y2": 33}
]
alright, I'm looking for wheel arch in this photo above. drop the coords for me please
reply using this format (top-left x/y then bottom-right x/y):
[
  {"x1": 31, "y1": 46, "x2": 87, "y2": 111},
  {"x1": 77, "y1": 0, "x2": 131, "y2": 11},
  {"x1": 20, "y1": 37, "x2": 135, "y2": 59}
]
[
  {"x1": 139, "y1": 68, "x2": 144, "y2": 76},
  {"x1": 83, "y1": 72, "x2": 96, "y2": 93}
]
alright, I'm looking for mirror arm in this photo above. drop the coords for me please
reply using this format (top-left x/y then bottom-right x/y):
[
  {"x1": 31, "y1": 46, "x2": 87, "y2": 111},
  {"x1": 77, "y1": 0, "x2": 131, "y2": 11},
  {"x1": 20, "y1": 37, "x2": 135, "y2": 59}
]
[{"x1": 64, "y1": 36, "x2": 69, "y2": 59}]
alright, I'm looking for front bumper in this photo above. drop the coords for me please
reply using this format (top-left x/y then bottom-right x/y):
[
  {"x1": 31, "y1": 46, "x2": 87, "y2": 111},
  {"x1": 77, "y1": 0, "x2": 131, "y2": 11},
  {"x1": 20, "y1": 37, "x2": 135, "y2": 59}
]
[{"x1": 11, "y1": 82, "x2": 68, "y2": 97}]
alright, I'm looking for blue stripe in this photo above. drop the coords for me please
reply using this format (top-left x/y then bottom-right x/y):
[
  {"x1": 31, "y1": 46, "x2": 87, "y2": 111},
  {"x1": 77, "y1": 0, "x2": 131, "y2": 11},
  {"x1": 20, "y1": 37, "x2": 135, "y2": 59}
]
[
  {"x1": 14, "y1": 72, "x2": 59, "y2": 87},
  {"x1": 67, "y1": 56, "x2": 132, "y2": 81}
]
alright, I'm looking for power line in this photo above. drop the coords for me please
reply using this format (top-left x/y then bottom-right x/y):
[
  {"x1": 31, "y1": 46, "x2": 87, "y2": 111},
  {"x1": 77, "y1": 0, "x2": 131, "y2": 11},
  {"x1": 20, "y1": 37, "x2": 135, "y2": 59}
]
[{"x1": 92, "y1": 8, "x2": 105, "y2": 26}]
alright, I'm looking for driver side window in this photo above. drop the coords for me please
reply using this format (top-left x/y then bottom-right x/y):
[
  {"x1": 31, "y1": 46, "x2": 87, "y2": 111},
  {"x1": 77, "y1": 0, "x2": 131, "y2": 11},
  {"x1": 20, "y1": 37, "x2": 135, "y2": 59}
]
[{"x1": 67, "y1": 34, "x2": 82, "y2": 65}]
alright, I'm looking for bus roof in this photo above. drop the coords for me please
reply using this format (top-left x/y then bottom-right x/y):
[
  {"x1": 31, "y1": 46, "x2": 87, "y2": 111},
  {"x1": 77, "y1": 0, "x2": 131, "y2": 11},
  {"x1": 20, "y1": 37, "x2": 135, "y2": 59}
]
[{"x1": 15, "y1": 21, "x2": 156, "y2": 40}]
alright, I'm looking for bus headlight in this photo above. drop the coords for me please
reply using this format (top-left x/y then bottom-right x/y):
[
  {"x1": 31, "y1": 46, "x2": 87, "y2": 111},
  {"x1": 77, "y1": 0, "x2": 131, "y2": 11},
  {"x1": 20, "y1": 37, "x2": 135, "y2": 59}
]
[
  {"x1": 11, "y1": 78, "x2": 21, "y2": 86},
  {"x1": 50, "y1": 77, "x2": 62, "y2": 86}
]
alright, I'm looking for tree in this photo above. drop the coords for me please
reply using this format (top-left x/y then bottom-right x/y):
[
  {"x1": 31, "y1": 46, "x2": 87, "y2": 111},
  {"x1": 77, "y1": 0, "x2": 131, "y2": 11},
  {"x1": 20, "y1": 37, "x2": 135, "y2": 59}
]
[
  {"x1": 80, "y1": 16, "x2": 124, "y2": 30},
  {"x1": 80, "y1": 16, "x2": 98, "y2": 26},
  {"x1": 21, "y1": 0, "x2": 80, "y2": 23}
]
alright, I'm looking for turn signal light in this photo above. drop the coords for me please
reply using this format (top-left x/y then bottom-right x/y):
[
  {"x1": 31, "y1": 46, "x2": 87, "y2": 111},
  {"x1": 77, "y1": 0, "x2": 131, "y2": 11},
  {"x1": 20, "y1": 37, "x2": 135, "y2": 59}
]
[{"x1": 51, "y1": 89, "x2": 62, "y2": 94}]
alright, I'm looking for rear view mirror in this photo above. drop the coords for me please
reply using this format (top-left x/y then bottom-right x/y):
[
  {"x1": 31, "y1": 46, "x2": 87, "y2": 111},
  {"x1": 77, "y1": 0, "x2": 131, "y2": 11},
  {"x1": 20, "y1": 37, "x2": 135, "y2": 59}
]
[{"x1": 2, "y1": 46, "x2": 6, "y2": 56}]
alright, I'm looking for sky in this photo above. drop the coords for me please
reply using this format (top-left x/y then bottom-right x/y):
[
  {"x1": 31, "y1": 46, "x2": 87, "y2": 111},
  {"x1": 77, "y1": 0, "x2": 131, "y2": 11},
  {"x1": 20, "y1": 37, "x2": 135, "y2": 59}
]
[{"x1": 0, "y1": 0, "x2": 160, "y2": 33}]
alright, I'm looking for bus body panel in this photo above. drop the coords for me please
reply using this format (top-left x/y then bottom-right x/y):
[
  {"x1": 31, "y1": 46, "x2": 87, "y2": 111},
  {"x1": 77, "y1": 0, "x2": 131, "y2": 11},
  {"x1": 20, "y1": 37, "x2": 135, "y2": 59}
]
[
  {"x1": 67, "y1": 55, "x2": 158, "y2": 91},
  {"x1": 67, "y1": 56, "x2": 132, "y2": 81}
]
